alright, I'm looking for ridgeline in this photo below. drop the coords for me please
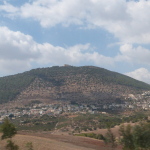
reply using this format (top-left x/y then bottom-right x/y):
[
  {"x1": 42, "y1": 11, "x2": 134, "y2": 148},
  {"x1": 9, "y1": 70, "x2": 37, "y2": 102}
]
[{"x1": 0, "y1": 66, "x2": 150, "y2": 104}]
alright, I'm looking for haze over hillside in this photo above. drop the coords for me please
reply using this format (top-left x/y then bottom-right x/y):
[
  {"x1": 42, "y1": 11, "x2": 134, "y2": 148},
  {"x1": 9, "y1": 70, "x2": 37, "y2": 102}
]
[{"x1": 0, "y1": 65, "x2": 150, "y2": 105}]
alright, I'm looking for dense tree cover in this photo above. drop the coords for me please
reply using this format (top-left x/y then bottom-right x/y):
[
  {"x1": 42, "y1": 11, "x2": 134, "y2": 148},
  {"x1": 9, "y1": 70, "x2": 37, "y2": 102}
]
[
  {"x1": 29, "y1": 66, "x2": 150, "y2": 89},
  {"x1": 76, "y1": 122, "x2": 150, "y2": 150},
  {"x1": 104, "y1": 122, "x2": 150, "y2": 150},
  {"x1": 0, "y1": 66, "x2": 150, "y2": 104},
  {"x1": 119, "y1": 123, "x2": 150, "y2": 150},
  {"x1": 0, "y1": 74, "x2": 35, "y2": 104}
]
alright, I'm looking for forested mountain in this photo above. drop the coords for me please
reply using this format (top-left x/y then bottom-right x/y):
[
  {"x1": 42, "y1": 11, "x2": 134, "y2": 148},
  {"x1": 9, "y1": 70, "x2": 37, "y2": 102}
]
[{"x1": 0, "y1": 65, "x2": 150, "y2": 104}]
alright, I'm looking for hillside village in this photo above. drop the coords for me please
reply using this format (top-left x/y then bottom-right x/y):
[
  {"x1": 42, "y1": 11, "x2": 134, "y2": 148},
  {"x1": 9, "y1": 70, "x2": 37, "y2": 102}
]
[{"x1": 0, "y1": 91, "x2": 150, "y2": 121}]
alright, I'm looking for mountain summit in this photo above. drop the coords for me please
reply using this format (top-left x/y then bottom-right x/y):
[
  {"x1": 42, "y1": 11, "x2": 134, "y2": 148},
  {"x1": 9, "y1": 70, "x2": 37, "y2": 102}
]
[{"x1": 0, "y1": 66, "x2": 150, "y2": 105}]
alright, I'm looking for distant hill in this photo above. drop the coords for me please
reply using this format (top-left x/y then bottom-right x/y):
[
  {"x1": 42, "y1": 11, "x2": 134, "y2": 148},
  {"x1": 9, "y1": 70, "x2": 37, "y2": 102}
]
[{"x1": 0, "y1": 66, "x2": 150, "y2": 104}]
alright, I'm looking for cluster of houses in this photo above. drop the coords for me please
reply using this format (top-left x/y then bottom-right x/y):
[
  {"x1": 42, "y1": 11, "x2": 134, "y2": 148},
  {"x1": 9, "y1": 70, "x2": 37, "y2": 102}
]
[
  {"x1": 124, "y1": 91, "x2": 150, "y2": 110},
  {"x1": 0, "y1": 103, "x2": 98, "y2": 119},
  {"x1": 0, "y1": 91, "x2": 150, "y2": 121}
]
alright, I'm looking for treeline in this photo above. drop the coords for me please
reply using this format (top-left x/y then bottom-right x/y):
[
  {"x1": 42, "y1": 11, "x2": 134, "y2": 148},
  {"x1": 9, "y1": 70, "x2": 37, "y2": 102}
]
[{"x1": 76, "y1": 133, "x2": 105, "y2": 140}]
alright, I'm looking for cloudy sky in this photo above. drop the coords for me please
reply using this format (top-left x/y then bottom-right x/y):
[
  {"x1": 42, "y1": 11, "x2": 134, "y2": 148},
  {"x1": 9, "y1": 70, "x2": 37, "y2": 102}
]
[{"x1": 0, "y1": 0, "x2": 150, "y2": 84}]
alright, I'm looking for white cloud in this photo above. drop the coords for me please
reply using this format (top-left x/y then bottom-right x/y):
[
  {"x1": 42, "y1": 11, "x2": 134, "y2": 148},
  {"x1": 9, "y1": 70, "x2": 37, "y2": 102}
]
[
  {"x1": 116, "y1": 44, "x2": 150, "y2": 65},
  {"x1": 125, "y1": 68, "x2": 150, "y2": 84},
  {"x1": 0, "y1": 26, "x2": 114, "y2": 76},
  {"x1": 19, "y1": 0, "x2": 86, "y2": 27},
  {"x1": 1, "y1": 0, "x2": 150, "y2": 77},
  {"x1": 0, "y1": 1, "x2": 18, "y2": 13},
  {"x1": 1, "y1": 26, "x2": 150, "y2": 81},
  {"x1": 1, "y1": 26, "x2": 150, "y2": 77},
  {"x1": 1, "y1": 0, "x2": 150, "y2": 44},
  {"x1": 0, "y1": 27, "x2": 39, "y2": 60},
  {"x1": 0, "y1": 59, "x2": 31, "y2": 76},
  {"x1": 37, "y1": 43, "x2": 115, "y2": 66}
]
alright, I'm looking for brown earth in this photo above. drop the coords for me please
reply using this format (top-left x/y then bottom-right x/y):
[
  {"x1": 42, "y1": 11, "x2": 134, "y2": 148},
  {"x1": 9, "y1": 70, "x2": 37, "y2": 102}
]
[
  {"x1": 1, "y1": 123, "x2": 134, "y2": 150},
  {"x1": 0, "y1": 132, "x2": 122, "y2": 150}
]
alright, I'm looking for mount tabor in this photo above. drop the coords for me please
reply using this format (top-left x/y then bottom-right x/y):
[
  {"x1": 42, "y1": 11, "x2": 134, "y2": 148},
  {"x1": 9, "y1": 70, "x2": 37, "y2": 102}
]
[{"x1": 0, "y1": 66, "x2": 150, "y2": 105}]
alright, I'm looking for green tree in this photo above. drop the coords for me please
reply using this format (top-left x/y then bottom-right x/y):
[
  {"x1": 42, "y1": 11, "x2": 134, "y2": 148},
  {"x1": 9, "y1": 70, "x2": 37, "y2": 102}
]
[
  {"x1": 119, "y1": 123, "x2": 150, "y2": 150},
  {"x1": 0, "y1": 118, "x2": 17, "y2": 140},
  {"x1": 132, "y1": 123, "x2": 150, "y2": 150},
  {"x1": 0, "y1": 118, "x2": 19, "y2": 150},
  {"x1": 119, "y1": 124, "x2": 135, "y2": 150},
  {"x1": 104, "y1": 128, "x2": 117, "y2": 149}
]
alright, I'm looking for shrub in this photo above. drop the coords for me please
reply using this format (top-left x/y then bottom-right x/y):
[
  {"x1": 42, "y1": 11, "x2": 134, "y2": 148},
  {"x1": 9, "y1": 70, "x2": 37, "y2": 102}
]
[{"x1": 5, "y1": 140, "x2": 19, "y2": 150}]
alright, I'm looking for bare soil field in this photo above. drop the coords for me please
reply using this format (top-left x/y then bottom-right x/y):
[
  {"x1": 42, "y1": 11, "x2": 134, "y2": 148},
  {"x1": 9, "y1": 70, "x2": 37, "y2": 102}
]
[
  {"x1": 0, "y1": 132, "x2": 122, "y2": 150},
  {"x1": 0, "y1": 123, "x2": 135, "y2": 150}
]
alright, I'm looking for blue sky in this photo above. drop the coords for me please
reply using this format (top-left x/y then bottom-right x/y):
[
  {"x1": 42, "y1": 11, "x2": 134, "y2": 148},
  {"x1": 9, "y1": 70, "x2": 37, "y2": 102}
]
[{"x1": 0, "y1": 0, "x2": 150, "y2": 84}]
